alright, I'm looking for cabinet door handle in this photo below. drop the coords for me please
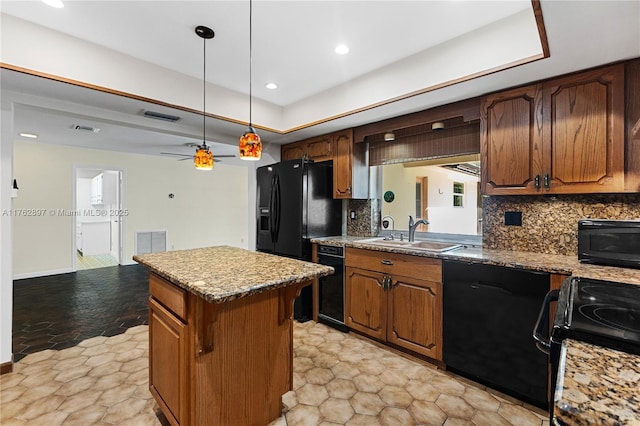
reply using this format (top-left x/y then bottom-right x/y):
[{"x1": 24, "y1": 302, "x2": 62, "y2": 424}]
[
  {"x1": 380, "y1": 259, "x2": 393, "y2": 265},
  {"x1": 534, "y1": 174, "x2": 540, "y2": 190},
  {"x1": 543, "y1": 174, "x2": 550, "y2": 189},
  {"x1": 383, "y1": 275, "x2": 390, "y2": 291},
  {"x1": 378, "y1": 276, "x2": 386, "y2": 290}
]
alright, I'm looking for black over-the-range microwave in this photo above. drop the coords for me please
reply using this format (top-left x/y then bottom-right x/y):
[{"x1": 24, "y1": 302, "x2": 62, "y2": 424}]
[{"x1": 578, "y1": 219, "x2": 640, "y2": 268}]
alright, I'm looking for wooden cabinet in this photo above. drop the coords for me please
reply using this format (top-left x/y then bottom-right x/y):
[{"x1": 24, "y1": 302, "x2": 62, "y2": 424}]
[
  {"x1": 281, "y1": 128, "x2": 369, "y2": 199},
  {"x1": 481, "y1": 64, "x2": 625, "y2": 195},
  {"x1": 333, "y1": 130, "x2": 354, "y2": 198},
  {"x1": 481, "y1": 84, "x2": 544, "y2": 194},
  {"x1": 281, "y1": 143, "x2": 306, "y2": 161},
  {"x1": 281, "y1": 135, "x2": 333, "y2": 162},
  {"x1": 345, "y1": 248, "x2": 442, "y2": 360},
  {"x1": 147, "y1": 272, "x2": 304, "y2": 426},
  {"x1": 149, "y1": 298, "x2": 188, "y2": 426},
  {"x1": 149, "y1": 274, "x2": 188, "y2": 426}
]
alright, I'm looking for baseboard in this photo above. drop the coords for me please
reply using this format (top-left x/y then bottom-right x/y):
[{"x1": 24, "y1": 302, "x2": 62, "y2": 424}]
[
  {"x1": 1, "y1": 358, "x2": 13, "y2": 375},
  {"x1": 13, "y1": 267, "x2": 74, "y2": 280}
]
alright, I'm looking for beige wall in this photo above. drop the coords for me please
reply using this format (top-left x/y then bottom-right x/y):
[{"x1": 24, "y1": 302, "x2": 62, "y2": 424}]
[
  {"x1": 380, "y1": 163, "x2": 479, "y2": 235},
  {"x1": 12, "y1": 141, "x2": 249, "y2": 278}
]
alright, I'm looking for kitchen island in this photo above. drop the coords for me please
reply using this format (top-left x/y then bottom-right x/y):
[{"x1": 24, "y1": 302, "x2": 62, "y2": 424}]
[{"x1": 134, "y1": 246, "x2": 334, "y2": 426}]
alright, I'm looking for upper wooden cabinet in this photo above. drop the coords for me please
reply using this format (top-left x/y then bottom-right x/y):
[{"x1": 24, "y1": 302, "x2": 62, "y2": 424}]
[
  {"x1": 333, "y1": 129, "x2": 370, "y2": 199},
  {"x1": 481, "y1": 64, "x2": 625, "y2": 195},
  {"x1": 281, "y1": 134, "x2": 333, "y2": 162},
  {"x1": 481, "y1": 84, "x2": 544, "y2": 194},
  {"x1": 281, "y1": 128, "x2": 369, "y2": 199}
]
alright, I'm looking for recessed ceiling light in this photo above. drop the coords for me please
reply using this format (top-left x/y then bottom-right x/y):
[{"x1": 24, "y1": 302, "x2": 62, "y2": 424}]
[
  {"x1": 335, "y1": 44, "x2": 349, "y2": 55},
  {"x1": 19, "y1": 132, "x2": 38, "y2": 139},
  {"x1": 265, "y1": 82, "x2": 278, "y2": 90},
  {"x1": 42, "y1": 0, "x2": 64, "y2": 8}
]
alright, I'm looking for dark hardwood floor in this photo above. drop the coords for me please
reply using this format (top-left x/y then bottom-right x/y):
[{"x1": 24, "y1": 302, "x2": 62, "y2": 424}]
[{"x1": 12, "y1": 264, "x2": 149, "y2": 361}]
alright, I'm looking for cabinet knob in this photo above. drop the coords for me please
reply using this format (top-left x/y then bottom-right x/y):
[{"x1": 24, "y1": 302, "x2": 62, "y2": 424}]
[{"x1": 380, "y1": 259, "x2": 394, "y2": 265}]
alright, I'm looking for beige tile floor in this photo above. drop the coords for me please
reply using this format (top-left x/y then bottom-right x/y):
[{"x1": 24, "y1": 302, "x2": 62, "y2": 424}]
[{"x1": 1, "y1": 321, "x2": 549, "y2": 425}]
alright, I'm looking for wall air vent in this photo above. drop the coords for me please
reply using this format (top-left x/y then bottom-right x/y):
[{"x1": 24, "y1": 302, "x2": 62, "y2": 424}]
[
  {"x1": 143, "y1": 110, "x2": 181, "y2": 122},
  {"x1": 72, "y1": 124, "x2": 100, "y2": 133}
]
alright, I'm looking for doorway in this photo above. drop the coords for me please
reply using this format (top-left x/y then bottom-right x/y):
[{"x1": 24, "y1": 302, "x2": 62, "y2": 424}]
[{"x1": 74, "y1": 168, "x2": 123, "y2": 271}]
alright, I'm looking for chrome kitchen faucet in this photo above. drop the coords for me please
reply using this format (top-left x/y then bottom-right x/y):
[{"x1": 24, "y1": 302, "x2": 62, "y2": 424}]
[{"x1": 408, "y1": 215, "x2": 429, "y2": 242}]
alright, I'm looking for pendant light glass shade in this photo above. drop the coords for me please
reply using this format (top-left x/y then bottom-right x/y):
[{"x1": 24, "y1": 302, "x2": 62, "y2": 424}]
[
  {"x1": 239, "y1": 126, "x2": 262, "y2": 160},
  {"x1": 194, "y1": 145, "x2": 214, "y2": 170},
  {"x1": 195, "y1": 25, "x2": 215, "y2": 170},
  {"x1": 239, "y1": 0, "x2": 262, "y2": 161}
]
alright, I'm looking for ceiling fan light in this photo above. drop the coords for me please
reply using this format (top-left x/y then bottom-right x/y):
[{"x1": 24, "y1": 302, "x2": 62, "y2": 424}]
[
  {"x1": 239, "y1": 126, "x2": 262, "y2": 160},
  {"x1": 194, "y1": 146, "x2": 214, "y2": 170}
]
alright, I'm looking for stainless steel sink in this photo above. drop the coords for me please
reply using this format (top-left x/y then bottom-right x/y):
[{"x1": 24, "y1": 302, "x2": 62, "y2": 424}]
[
  {"x1": 355, "y1": 238, "x2": 461, "y2": 253},
  {"x1": 408, "y1": 241, "x2": 462, "y2": 252}
]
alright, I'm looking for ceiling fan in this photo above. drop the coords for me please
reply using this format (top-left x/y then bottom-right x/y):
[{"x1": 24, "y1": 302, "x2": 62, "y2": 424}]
[{"x1": 160, "y1": 142, "x2": 236, "y2": 163}]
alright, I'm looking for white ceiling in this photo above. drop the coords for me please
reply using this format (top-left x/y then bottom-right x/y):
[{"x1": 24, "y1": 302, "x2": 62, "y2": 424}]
[{"x1": 1, "y1": 1, "x2": 639, "y2": 163}]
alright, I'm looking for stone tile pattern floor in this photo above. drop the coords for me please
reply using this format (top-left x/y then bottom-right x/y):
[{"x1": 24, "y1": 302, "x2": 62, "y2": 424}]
[
  {"x1": 1, "y1": 321, "x2": 549, "y2": 426},
  {"x1": 12, "y1": 265, "x2": 149, "y2": 361}
]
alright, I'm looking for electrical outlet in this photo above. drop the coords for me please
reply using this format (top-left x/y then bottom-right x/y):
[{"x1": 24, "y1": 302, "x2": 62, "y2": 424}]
[
  {"x1": 350, "y1": 210, "x2": 357, "y2": 220},
  {"x1": 504, "y1": 211, "x2": 522, "y2": 226}
]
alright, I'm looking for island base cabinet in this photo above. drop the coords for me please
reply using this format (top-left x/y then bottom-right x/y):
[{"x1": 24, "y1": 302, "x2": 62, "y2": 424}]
[
  {"x1": 188, "y1": 289, "x2": 292, "y2": 426},
  {"x1": 149, "y1": 298, "x2": 187, "y2": 426},
  {"x1": 148, "y1": 272, "x2": 304, "y2": 426}
]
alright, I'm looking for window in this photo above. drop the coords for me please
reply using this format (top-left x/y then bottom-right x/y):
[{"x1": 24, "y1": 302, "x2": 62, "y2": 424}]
[{"x1": 453, "y1": 182, "x2": 464, "y2": 207}]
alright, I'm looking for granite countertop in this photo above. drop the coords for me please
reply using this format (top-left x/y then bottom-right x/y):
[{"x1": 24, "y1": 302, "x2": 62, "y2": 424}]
[
  {"x1": 311, "y1": 236, "x2": 640, "y2": 285},
  {"x1": 554, "y1": 339, "x2": 640, "y2": 425},
  {"x1": 134, "y1": 245, "x2": 334, "y2": 304}
]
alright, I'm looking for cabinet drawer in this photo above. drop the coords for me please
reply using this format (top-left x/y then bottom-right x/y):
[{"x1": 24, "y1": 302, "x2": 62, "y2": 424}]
[
  {"x1": 346, "y1": 248, "x2": 442, "y2": 282},
  {"x1": 150, "y1": 273, "x2": 187, "y2": 321}
]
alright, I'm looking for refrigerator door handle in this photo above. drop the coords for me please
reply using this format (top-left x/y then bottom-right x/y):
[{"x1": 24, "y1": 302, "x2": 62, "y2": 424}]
[
  {"x1": 274, "y1": 174, "x2": 281, "y2": 242},
  {"x1": 269, "y1": 175, "x2": 277, "y2": 243}
]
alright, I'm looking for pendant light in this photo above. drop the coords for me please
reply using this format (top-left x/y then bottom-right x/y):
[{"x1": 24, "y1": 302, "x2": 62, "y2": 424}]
[
  {"x1": 238, "y1": 0, "x2": 262, "y2": 160},
  {"x1": 194, "y1": 25, "x2": 215, "y2": 170}
]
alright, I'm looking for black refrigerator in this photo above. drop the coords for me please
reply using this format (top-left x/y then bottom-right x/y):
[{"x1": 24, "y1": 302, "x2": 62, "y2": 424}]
[{"x1": 256, "y1": 159, "x2": 342, "y2": 321}]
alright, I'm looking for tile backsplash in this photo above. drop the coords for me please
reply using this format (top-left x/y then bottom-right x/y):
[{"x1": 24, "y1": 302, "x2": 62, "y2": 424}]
[
  {"x1": 347, "y1": 199, "x2": 380, "y2": 237},
  {"x1": 483, "y1": 194, "x2": 640, "y2": 255}
]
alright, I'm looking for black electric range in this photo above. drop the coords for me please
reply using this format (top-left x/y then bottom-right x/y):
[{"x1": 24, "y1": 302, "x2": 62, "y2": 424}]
[
  {"x1": 551, "y1": 277, "x2": 640, "y2": 355},
  {"x1": 534, "y1": 276, "x2": 640, "y2": 411}
]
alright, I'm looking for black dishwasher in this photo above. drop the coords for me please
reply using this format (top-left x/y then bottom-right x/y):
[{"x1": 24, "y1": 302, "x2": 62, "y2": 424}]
[
  {"x1": 317, "y1": 244, "x2": 348, "y2": 332},
  {"x1": 443, "y1": 260, "x2": 549, "y2": 409}
]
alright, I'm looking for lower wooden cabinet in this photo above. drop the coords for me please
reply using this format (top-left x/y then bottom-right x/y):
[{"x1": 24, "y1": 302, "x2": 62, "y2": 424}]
[
  {"x1": 149, "y1": 298, "x2": 187, "y2": 426},
  {"x1": 387, "y1": 275, "x2": 442, "y2": 359},
  {"x1": 345, "y1": 248, "x2": 443, "y2": 360},
  {"x1": 345, "y1": 267, "x2": 387, "y2": 340},
  {"x1": 147, "y1": 272, "x2": 303, "y2": 426}
]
